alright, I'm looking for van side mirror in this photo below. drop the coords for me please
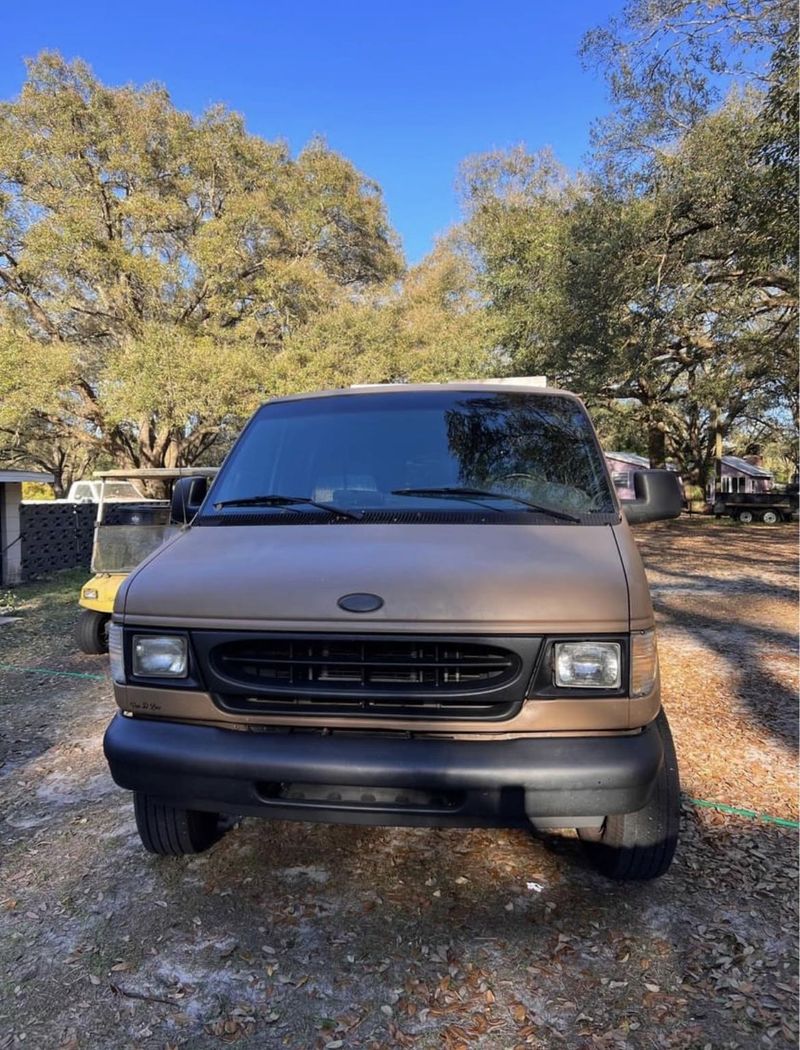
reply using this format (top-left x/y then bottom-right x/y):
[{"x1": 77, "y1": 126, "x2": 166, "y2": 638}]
[
  {"x1": 622, "y1": 469, "x2": 682, "y2": 525},
  {"x1": 170, "y1": 476, "x2": 209, "y2": 524}
]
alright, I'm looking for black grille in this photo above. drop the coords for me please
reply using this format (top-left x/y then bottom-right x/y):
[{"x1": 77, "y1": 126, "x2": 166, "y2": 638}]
[
  {"x1": 213, "y1": 637, "x2": 518, "y2": 692},
  {"x1": 192, "y1": 632, "x2": 540, "y2": 722}
]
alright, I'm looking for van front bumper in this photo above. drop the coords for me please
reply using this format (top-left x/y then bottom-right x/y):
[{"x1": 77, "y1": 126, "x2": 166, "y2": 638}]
[{"x1": 103, "y1": 714, "x2": 664, "y2": 829}]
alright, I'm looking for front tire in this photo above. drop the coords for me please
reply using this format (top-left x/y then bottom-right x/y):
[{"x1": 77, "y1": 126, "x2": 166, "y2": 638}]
[
  {"x1": 737, "y1": 509, "x2": 754, "y2": 524},
  {"x1": 76, "y1": 609, "x2": 110, "y2": 654},
  {"x1": 133, "y1": 793, "x2": 223, "y2": 855},
  {"x1": 579, "y1": 710, "x2": 680, "y2": 880}
]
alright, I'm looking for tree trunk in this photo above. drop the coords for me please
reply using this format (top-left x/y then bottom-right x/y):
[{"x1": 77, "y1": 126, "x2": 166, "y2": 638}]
[{"x1": 647, "y1": 424, "x2": 667, "y2": 468}]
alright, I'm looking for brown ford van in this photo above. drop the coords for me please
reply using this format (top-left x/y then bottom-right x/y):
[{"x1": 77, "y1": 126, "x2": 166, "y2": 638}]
[{"x1": 103, "y1": 383, "x2": 682, "y2": 880}]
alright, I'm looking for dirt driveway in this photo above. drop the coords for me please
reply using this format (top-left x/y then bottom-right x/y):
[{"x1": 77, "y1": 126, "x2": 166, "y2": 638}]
[{"x1": 0, "y1": 520, "x2": 797, "y2": 1049}]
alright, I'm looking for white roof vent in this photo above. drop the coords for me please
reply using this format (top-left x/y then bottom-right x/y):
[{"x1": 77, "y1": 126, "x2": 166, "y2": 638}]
[
  {"x1": 350, "y1": 376, "x2": 549, "y2": 389},
  {"x1": 480, "y1": 380, "x2": 541, "y2": 392},
  {"x1": 477, "y1": 376, "x2": 548, "y2": 388}
]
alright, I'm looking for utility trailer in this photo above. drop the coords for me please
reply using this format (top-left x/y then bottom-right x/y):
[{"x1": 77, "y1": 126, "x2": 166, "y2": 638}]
[{"x1": 712, "y1": 489, "x2": 799, "y2": 524}]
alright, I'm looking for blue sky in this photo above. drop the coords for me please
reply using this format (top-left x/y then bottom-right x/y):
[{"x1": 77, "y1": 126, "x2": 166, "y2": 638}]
[{"x1": 1, "y1": 0, "x2": 621, "y2": 263}]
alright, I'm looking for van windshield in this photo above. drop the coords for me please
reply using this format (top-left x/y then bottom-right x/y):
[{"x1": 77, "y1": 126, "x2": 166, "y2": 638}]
[{"x1": 202, "y1": 391, "x2": 616, "y2": 522}]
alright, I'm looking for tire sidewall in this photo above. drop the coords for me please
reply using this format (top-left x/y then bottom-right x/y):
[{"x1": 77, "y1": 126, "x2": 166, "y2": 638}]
[
  {"x1": 77, "y1": 609, "x2": 110, "y2": 654},
  {"x1": 579, "y1": 710, "x2": 680, "y2": 880}
]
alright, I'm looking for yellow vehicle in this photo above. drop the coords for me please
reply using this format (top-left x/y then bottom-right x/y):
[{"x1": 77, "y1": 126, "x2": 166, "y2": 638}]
[{"x1": 76, "y1": 468, "x2": 218, "y2": 654}]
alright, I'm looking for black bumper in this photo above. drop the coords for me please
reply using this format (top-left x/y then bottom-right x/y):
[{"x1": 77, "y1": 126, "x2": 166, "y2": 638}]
[{"x1": 103, "y1": 714, "x2": 664, "y2": 829}]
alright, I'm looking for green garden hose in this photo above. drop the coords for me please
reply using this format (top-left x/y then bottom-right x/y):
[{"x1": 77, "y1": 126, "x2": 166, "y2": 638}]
[
  {"x1": 0, "y1": 662, "x2": 106, "y2": 681},
  {"x1": 686, "y1": 797, "x2": 799, "y2": 829}
]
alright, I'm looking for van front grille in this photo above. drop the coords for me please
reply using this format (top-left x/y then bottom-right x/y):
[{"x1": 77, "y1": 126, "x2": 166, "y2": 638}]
[
  {"x1": 191, "y1": 632, "x2": 541, "y2": 722},
  {"x1": 212, "y1": 637, "x2": 518, "y2": 692}
]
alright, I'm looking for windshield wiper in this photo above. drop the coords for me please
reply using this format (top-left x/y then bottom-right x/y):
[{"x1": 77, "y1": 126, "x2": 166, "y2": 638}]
[
  {"x1": 213, "y1": 493, "x2": 363, "y2": 521},
  {"x1": 390, "y1": 486, "x2": 580, "y2": 522}
]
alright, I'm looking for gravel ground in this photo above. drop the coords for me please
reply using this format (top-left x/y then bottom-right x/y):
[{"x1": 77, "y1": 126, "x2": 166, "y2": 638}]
[{"x1": 0, "y1": 519, "x2": 797, "y2": 1049}]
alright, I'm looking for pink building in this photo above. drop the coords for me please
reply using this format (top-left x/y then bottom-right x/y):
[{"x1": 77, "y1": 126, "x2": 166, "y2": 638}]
[
  {"x1": 604, "y1": 452, "x2": 651, "y2": 501},
  {"x1": 712, "y1": 456, "x2": 773, "y2": 497},
  {"x1": 604, "y1": 451, "x2": 772, "y2": 503}
]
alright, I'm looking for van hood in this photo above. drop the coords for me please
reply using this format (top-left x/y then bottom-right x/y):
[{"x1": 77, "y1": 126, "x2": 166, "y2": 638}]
[{"x1": 120, "y1": 523, "x2": 630, "y2": 633}]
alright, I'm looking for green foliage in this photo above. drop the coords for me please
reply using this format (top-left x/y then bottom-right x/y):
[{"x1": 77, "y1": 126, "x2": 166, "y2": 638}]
[
  {"x1": 271, "y1": 241, "x2": 497, "y2": 392},
  {"x1": 590, "y1": 402, "x2": 649, "y2": 458},
  {"x1": 457, "y1": 147, "x2": 573, "y2": 369},
  {"x1": 1, "y1": 15, "x2": 795, "y2": 495},
  {"x1": 461, "y1": 3, "x2": 797, "y2": 482},
  {"x1": 0, "y1": 53, "x2": 402, "y2": 487},
  {"x1": 580, "y1": 0, "x2": 796, "y2": 160},
  {"x1": 21, "y1": 481, "x2": 54, "y2": 500},
  {"x1": 753, "y1": 16, "x2": 799, "y2": 263}
]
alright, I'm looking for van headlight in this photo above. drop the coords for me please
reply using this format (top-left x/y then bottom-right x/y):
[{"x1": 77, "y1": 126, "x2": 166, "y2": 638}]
[
  {"x1": 554, "y1": 641, "x2": 621, "y2": 689},
  {"x1": 132, "y1": 635, "x2": 188, "y2": 678},
  {"x1": 630, "y1": 629, "x2": 658, "y2": 697}
]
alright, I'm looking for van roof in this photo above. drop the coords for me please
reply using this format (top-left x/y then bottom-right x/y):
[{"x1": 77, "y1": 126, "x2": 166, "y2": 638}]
[{"x1": 265, "y1": 381, "x2": 579, "y2": 406}]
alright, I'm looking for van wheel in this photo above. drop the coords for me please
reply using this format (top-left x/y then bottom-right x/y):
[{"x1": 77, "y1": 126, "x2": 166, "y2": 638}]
[
  {"x1": 578, "y1": 710, "x2": 680, "y2": 880},
  {"x1": 762, "y1": 510, "x2": 779, "y2": 525},
  {"x1": 133, "y1": 793, "x2": 223, "y2": 855},
  {"x1": 76, "y1": 609, "x2": 110, "y2": 654}
]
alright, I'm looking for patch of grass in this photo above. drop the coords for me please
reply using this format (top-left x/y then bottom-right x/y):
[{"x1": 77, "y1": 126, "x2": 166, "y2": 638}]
[
  {"x1": 5, "y1": 568, "x2": 88, "y2": 608},
  {"x1": 1, "y1": 570, "x2": 89, "y2": 632},
  {"x1": 0, "y1": 569, "x2": 91, "y2": 668}
]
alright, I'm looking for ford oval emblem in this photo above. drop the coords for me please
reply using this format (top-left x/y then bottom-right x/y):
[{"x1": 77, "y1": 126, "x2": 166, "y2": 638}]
[{"x1": 337, "y1": 592, "x2": 384, "y2": 613}]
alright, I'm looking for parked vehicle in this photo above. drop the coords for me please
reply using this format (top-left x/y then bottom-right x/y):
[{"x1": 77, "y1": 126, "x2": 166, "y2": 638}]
[
  {"x1": 65, "y1": 479, "x2": 145, "y2": 503},
  {"x1": 76, "y1": 468, "x2": 218, "y2": 654},
  {"x1": 712, "y1": 489, "x2": 799, "y2": 524},
  {"x1": 103, "y1": 383, "x2": 682, "y2": 880}
]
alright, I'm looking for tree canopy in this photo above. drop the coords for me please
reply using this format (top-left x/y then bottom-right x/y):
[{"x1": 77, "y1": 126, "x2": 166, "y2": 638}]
[
  {"x1": 580, "y1": 0, "x2": 795, "y2": 160},
  {"x1": 0, "y1": 53, "x2": 402, "y2": 490},
  {"x1": 1, "y1": 6, "x2": 797, "y2": 492},
  {"x1": 459, "y1": 1, "x2": 797, "y2": 482}
]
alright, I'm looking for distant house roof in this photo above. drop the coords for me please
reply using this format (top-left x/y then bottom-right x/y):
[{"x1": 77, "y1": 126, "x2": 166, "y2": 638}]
[
  {"x1": 0, "y1": 469, "x2": 55, "y2": 484},
  {"x1": 722, "y1": 455, "x2": 773, "y2": 478},
  {"x1": 604, "y1": 452, "x2": 650, "y2": 468}
]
